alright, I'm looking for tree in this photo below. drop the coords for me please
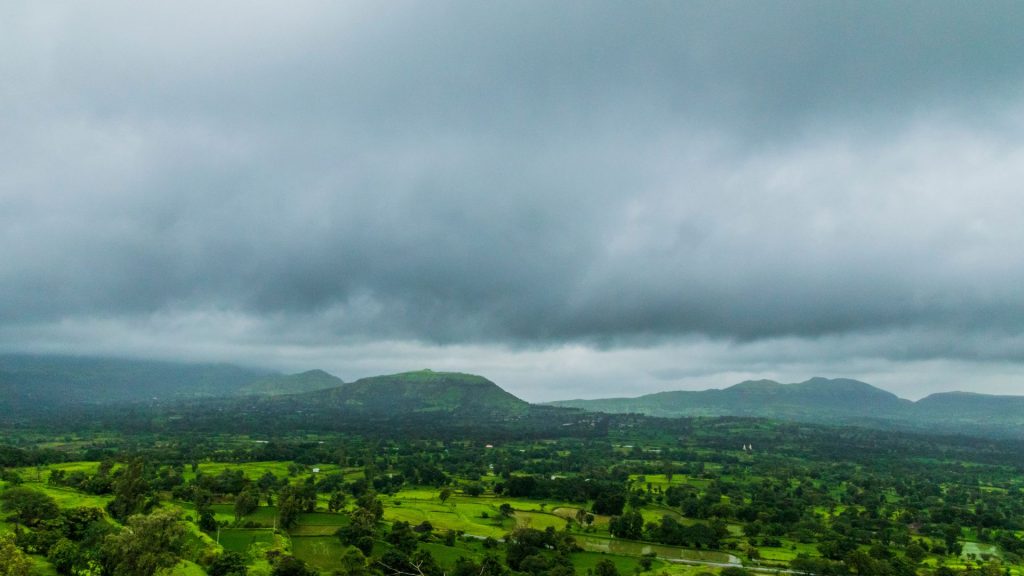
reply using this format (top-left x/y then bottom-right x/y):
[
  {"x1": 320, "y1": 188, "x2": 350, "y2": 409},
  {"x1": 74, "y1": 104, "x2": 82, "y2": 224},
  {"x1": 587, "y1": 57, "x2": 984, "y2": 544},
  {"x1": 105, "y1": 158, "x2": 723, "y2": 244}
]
[
  {"x1": 258, "y1": 471, "x2": 279, "y2": 494},
  {"x1": 198, "y1": 508, "x2": 218, "y2": 532},
  {"x1": 338, "y1": 547, "x2": 372, "y2": 576},
  {"x1": 378, "y1": 549, "x2": 443, "y2": 576},
  {"x1": 0, "y1": 487, "x2": 59, "y2": 526},
  {"x1": 505, "y1": 528, "x2": 555, "y2": 571},
  {"x1": 208, "y1": 551, "x2": 248, "y2": 576},
  {"x1": 592, "y1": 490, "x2": 626, "y2": 516},
  {"x1": 107, "y1": 459, "x2": 151, "y2": 522},
  {"x1": 905, "y1": 542, "x2": 927, "y2": 564},
  {"x1": 328, "y1": 491, "x2": 347, "y2": 513},
  {"x1": 663, "y1": 460, "x2": 675, "y2": 484},
  {"x1": 439, "y1": 488, "x2": 452, "y2": 505},
  {"x1": 594, "y1": 559, "x2": 620, "y2": 576},
  {"x1": 234, "y1": 487, "x2": 259, "y2": 522},
  {"x1": 944, "y1": 525, "x2": 963, "y2": 556},
  {"x1": 277, "y1": 492, "x2": 303, "y2": 530},
  {"x1": 272, "y1": 555, "x2": 314, "y2": 576},
  {"x1": 47, "y1": 538, "x2": 81, "y2": 575},
  {"x1": 387, "y1": 521, "x2": 419, "y2": 555},
  {"x1": 356, "y1": 491, "x2": 384, "y2": 520},
  {"x1": 339, "y1": 506, "x2": 378, "y2": 545},
  {"x1": 609, "y1": 511, "x2": 643, "y2": 540},
  {"x1": 101, "y1": 508, "x2": 188, "y2": 576},
  {"x1": 575, "y1": 508, "x2": 587, "y2": 525},
  {"x1": 0, "y1": 534, "x2": 33, "y2": 576}
]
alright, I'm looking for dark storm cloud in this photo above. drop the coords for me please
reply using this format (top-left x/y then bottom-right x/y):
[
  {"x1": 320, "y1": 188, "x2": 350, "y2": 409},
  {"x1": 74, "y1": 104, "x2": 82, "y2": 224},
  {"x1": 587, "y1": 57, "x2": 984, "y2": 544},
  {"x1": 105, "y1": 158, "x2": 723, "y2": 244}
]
[{"x1": 3, "y1": 2, "x2": 1024, "y2": 396}]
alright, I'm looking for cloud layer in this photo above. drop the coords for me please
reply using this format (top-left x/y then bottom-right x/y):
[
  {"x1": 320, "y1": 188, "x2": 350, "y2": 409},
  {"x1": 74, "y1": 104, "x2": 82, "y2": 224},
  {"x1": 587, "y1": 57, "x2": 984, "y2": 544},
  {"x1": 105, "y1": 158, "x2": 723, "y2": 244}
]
[{"x1": 3, "y1": 2, "x2": 1024, "y2": 398}]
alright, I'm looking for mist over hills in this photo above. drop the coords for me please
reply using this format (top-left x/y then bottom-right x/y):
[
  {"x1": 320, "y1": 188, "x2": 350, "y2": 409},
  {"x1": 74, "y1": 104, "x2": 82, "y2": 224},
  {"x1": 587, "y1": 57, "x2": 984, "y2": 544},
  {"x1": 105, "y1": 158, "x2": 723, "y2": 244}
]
[
  {"x1": 0, "y1": 354, "x2": 273, "y2": 407},
  {"x1": 2, "y1": 354, "x2": 1023, "y2": 438}
]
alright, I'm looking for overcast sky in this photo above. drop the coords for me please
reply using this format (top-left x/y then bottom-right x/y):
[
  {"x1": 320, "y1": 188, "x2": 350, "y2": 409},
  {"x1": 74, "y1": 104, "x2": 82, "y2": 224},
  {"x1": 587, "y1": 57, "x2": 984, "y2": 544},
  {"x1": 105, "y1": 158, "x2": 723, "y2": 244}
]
[{"x1": 3, "y1": 2, "x2": 1024, "y2": 401}]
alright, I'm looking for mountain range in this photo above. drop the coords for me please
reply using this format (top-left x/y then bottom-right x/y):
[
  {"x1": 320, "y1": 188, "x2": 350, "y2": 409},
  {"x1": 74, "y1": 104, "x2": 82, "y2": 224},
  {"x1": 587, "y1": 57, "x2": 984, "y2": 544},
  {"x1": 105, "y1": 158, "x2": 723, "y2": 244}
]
[
  {"x1": 2, "y1": 354, "x2": 1022, "y2": 438},
  {"x1": 0, "y1": 355, "x2": 530, "y2": 423},
  {"x1": 549, "y1": 377, "x2": 1024, "y2": 437}
]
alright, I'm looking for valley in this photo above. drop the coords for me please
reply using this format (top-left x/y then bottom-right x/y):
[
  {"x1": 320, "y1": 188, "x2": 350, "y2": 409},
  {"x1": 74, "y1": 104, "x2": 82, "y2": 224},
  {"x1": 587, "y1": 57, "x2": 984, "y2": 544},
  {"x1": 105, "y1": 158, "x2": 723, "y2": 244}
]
[{"x1": 2, "y1": 357, "x2": 1024, "y2": 576}]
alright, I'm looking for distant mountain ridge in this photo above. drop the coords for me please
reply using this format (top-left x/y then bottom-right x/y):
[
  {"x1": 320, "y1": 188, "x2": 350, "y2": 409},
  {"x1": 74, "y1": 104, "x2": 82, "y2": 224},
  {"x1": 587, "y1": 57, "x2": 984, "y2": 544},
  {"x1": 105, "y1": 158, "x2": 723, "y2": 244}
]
[
  {"x1": 239, "y1": 369, "x2": 344, "y2": 396},
  {"x1": 549, "y1": 377, "x2": 1024, "y2": 437},
  {"x1": 0, "y1": 355, "x2": 533, "y2": 423},
  {"x1": 2, "y1": 354, "x2": 1022, "y2": 438},
  {"x1": 0, "y1": 354, "x2": 273, "y2": 408}
]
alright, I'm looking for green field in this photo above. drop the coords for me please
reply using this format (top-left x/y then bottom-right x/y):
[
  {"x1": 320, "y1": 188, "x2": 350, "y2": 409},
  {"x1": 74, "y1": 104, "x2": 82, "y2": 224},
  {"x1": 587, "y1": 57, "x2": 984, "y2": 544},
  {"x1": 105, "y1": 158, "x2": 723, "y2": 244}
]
[
  {"x1": 381, "y1": 489, "x2": 586, "y2": 539},
  {"x1": 421, "y1": 541, "x2": 485, "y2": 567},
  {"x1": 755, "y1": 540, "x2": 819, "y2": 562},
  {"x1": 184, "y1": 461, "x2": 346, "y2": 482},
  {"x1": 241, "y1": 505, "x2": 280, "y2": 527},
  {"x1": 290, "y1": 512, "x2": 350, "y2": 536},
  {"x1": 30, "y1": 555, "x2": 59, "y2": 576},
  {"x1": 384, "y1": 500, "x2": 511, "y2": 538},
  {"x1": 515, "y1": 510, "x2": 568, "y2": 531},
  {"x1": 217, "y1": 528, "x2": 276, "y2": 554},
  {"x1": 576, "y1": 535, "x2": 739, "y2": 565},
  {"x1": 630, "y1": 474, "x2": 711, "y2": 491},
  {"x1": 17, "y1": 481, "x2": 113, "y2": 510},
  {"x1": 291, "y1": 536, "x2": 349, "y2": 574},
  {"x1": 570, "y1": 550, "x2": 666, "y2": 574},
  {"x1": 963, "y1": 541, "x2": 1002, "y2": 560}
]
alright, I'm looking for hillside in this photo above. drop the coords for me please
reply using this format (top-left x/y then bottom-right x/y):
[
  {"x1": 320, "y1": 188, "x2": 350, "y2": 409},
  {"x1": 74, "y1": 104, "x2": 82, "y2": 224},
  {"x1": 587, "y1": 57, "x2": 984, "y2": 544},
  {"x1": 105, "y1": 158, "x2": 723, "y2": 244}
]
[
  {"x1": 913, "y1": 391, "x2": 1024, "y2": 431},
  {"x1": 550, "y1": 377, "x2": 1024, "y2": 438},
  {"x1": 0, "y1": 356, "x2": 532, "y2": 426},
  {"x1": 239, "y1": 369, "x2": 344, "y2": 396},
  {"x1": 289, "y1": 369, "x2": 530, "y2": 417},
  {"x1": 552, "y1": 377, "x2": 910, "y2": 420}
]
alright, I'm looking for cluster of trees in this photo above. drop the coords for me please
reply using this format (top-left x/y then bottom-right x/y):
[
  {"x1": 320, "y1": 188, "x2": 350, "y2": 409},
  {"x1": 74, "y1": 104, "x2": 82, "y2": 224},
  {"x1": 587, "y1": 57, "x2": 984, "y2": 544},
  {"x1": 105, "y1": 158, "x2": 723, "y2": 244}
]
[
  {"x1": 608, "y1": 511, "x2": 727, "y2": 549},
  {"x1": 505, "y1": 527, "x2": 578, "y2": 576},
  {"x1": 500, "y1": 475, "x2": 627, "y2": 515},
  {"x1": 0, "y1": 484, "x2": 188, "y2": 576}
]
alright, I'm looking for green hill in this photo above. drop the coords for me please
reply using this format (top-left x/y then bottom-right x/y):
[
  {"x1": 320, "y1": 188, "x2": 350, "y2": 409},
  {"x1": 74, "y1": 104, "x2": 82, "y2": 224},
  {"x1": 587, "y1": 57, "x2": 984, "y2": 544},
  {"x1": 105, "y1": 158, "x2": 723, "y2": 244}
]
[
  {"x1": 239, "y1": 369, "x2": 344, "y2": 396},
  {"x1": 292, "y1": 369, "x2": 529, "y2": 416}
]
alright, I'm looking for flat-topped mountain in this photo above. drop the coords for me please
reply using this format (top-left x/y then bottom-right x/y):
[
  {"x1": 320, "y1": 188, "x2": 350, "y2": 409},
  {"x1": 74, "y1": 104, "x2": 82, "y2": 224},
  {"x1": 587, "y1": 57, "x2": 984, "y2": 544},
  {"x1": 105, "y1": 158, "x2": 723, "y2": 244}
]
[
  {"x1": 914, "y1": 391, "x2": 1024, "y2": 429},
  {"x1": 290, "y1": 369, "x2": 529, "y2": 416}
]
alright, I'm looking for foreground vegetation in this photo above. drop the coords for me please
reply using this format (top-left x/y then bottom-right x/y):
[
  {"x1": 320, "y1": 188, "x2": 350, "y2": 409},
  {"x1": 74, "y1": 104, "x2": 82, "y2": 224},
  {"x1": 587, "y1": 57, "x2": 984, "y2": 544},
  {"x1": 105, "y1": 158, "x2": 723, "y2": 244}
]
[{"x1": 2, "y1": 415, "x2": 1023, "y2": 576}]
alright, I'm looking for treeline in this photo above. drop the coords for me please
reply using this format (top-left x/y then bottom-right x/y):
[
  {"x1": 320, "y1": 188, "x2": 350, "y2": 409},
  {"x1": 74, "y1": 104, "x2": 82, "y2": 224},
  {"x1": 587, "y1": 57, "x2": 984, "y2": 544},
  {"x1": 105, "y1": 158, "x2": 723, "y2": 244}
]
[{"x1": 501, "y1": 475, "x2": 627, "y2": 514}]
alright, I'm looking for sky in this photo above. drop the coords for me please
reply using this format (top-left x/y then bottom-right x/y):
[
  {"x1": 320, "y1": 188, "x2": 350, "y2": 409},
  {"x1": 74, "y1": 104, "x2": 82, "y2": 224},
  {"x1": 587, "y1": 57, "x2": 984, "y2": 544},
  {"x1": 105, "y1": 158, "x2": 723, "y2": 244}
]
[{"x1": 3, "y1": 2, "x2": 1024, "y2": 402}]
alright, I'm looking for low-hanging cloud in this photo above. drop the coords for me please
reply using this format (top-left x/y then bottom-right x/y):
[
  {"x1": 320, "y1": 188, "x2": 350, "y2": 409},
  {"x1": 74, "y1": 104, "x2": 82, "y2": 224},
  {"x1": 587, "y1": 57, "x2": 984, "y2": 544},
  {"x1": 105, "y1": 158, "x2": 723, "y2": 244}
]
[{"x1": 2, "y1": 2, "x2": 1024, "y2": 398}]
